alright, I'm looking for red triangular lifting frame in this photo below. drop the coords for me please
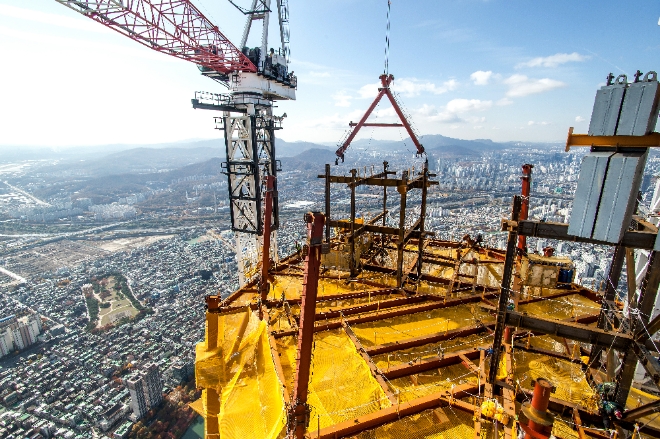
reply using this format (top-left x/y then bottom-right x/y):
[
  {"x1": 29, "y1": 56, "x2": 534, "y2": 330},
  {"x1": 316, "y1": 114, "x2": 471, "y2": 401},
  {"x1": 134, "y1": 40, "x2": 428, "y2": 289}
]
[{"x1": 335, "y1": 74, "x2": 425, "y2": 162}]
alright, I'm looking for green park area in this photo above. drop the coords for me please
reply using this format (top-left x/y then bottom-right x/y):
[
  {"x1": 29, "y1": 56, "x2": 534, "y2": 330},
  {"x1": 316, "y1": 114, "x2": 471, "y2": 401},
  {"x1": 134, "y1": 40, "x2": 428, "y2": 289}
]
[{"x1": 84, "y1": 274, "x2": 145, "y2": 330}]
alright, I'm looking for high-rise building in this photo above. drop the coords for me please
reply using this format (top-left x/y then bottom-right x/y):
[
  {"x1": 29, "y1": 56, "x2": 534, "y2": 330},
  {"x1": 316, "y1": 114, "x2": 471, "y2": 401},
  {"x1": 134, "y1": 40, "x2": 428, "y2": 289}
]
[
  {"x1": 0, "y1": 314, "x2": 41, "y2": 357},
  {"x1": 125, "y1": 362, "x2": 163, "y2": 420}
]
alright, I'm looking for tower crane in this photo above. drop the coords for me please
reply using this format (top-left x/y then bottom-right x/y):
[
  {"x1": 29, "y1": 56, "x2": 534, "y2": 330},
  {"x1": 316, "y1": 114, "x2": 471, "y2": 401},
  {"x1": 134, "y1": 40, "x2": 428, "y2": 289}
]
[{"x1": 55, "y1": 0, "x2": 296, "y2": 290}]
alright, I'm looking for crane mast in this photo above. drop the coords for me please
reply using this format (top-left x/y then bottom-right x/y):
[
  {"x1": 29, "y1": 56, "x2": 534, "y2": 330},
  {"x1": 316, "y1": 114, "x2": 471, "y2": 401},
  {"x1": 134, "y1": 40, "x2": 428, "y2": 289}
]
[{"x1": 55, "y1": 0, "x2": 296, "y2": 287}]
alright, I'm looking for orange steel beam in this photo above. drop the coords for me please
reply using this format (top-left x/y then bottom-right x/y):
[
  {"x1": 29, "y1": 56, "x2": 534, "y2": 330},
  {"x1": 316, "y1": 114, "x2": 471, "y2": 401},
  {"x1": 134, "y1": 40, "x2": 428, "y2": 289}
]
[
  {"x1": 311, "y1": 383, "x2": 478, "y2": 439},
  {"x1": 259, "y1": 176, "x2": 276, "y2": 308},
  {"x1": 289, "y1": 212, "x2": 325, "y2": 439},
  {"x1": 564, "y1": 127, "x2": 660, "y2": 152},
  {"x1": 365, "y1": 323, "x2": 495, "y2": 356},
  {"x1": 272, "y1": 292, "x2": 496, "y2": 339},
  {"x1": 269, "y1": 333, "x2": 290, "y2": 402},
  {"x1": 342, "y1": 321, "x2": 398, "y2": 404},
  {"x1": 517, "y1": 289, "x2": 581, "y2": 305},
  {"x1": 383, "y1": 346, "x2": 486, "y2": 380},
  {"x1": 518, "y1": 164, "x2": 533, "y2": 253}
]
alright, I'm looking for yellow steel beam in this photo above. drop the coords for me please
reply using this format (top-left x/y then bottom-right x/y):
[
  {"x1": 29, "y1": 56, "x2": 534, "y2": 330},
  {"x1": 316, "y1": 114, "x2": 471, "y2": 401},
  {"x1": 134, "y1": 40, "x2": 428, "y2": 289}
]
[{"x1": 565, "y1": 127, "x2": 660, "y2": 152}]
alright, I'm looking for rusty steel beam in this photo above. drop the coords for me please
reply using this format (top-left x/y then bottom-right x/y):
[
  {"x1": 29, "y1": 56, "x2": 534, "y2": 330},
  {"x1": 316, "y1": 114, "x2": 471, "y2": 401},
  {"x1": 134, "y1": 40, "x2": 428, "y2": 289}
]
[
  {"x1": 383, "y1": 346, "x2": 483, "y2": 380},
  {"x1": 513, "y1": 342, "x2": 586, "y2": 366},
  {"x1": 290, "y1": 212, "x2": 325, "y2": 439},
  {"x1": 342, "y1": 322, "x2": 398, "y2": 405},
  {"x1": 311, "y1": 383, "x2": 479, "y2": 439},
  {"x1": 314, "y1": 295, "x2": 428, "y2": 321},
  {"x1": 623, "y1": 399, "x2": 660, "y2": 421},
  {"x1": 320, "y1": 174, "x2": 438, "y2": 189},
  {"x1": 505, "y1": 311, "x2": 632, "y2": 350},
  {"x1": 505, "y1": 219, "x2": 658, "y2": 250},
  {"x1": 269, "y1": 333, "x2": 290, "y2": 402},
  {"x1": 518, "y1": 289, "x2": 582, "y2": 305},
  {"x1": 329, "y1": 220, "x2": 429, "y2": 240},
  {"x1": 272, "y1": 292, "x2": 491, "y2": 339},
  {"x1": 365, "y1": 323, "x2": 494, "y2": 356},
  {"x1": 488, "y1": 196, "x2": 521, "y2": 384}
]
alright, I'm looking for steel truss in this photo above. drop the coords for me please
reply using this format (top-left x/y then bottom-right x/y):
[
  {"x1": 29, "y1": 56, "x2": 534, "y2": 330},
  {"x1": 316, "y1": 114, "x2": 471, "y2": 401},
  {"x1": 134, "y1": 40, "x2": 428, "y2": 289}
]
[{"x1": 56, "y1": 0, "x2": 255, "y2": 76}]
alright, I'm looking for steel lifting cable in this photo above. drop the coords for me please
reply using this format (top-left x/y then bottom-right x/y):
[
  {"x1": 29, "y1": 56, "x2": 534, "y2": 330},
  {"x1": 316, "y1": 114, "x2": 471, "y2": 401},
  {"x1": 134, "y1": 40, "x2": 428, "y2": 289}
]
[{"x1": 384, "y1": 0, "x2": 391, "y2": 75}]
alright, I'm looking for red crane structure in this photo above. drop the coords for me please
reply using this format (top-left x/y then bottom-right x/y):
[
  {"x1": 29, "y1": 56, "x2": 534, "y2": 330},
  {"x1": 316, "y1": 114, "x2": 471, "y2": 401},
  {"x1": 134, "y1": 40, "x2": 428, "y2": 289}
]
[
  {"x1": 57, "y1": 0, "x2": 297, "y2": 290},
  {"x1": 335, "y1": 74, "x2": 425, "y2": 163},
  {"x1": 56, "y1": 0, "x2": 256, "y2": 76}
]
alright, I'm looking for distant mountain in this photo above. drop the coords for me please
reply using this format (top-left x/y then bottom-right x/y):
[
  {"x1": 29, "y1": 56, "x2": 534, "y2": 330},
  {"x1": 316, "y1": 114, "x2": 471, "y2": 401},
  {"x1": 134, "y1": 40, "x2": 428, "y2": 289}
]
[{"x1": 280, "y1": 148, "x2": 337, "y2": 171}]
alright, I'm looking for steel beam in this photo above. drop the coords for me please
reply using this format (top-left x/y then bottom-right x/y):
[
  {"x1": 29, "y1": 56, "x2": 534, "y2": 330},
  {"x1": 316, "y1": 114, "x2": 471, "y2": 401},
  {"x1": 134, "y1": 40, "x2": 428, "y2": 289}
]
[
  {"x1": 311, "y1": 383, "x2": 479, "y2": 439},
  {"x1": 623, "y1": 398, "x2": 660, "y2": 421},
  {"x1": 616, "y1": 250, "x2": 660, "y2": 406},
  {"x1": 365, "y1": 323, "x2": 494, "y2": 356},
  {"x1": 504, "y1": 311, "x2": 632, "y2": 350},
  {"x1": 506, "y1": 219, "x2": 657, "y2": 250},
  {"x1": 488, "y1": 196, "x2": 521, "y2": 384},
  {"x1": 290, "y1": 212, "x2": 325, "y2": 439}
]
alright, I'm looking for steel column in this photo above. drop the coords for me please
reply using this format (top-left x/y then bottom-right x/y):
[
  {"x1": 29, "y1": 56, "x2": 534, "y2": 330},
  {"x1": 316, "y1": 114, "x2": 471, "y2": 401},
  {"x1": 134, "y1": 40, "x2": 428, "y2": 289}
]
[
  {"x1": 396, "y1": 170, "x2": 409, "y2": 288},
  {"x1": 289, "y1": 212, "x2": 325, "y2": 439},
  {"x1": 260, "y1": 175, "x2": 275, "y2": 306},
  {"x1": 488, "y1": 196, "x2": 521, "y2": 384},
  {"x1": 616, "y1": 250, "x2": 660, "y2": 406},
  {"x1": 589, "y1": 245, "x2": 626, "y2": 367},
  {"x1": 350, "y1": 169, "x2": 357, "y2": 277},
  {"x1": 518, "y1": 164, "x2": 533, "y2": 253}
]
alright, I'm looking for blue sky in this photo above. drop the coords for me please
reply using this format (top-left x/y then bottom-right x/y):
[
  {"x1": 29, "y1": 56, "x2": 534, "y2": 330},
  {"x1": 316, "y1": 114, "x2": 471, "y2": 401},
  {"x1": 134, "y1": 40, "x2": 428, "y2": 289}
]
[{"x1": 0, "y1": 0, "x2": 658, "y2": 147}]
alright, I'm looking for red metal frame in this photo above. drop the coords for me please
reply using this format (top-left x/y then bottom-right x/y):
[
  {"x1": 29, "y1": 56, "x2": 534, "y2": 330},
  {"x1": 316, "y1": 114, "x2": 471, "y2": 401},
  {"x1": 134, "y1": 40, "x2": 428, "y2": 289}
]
[
  {"x1": 57, "y1": 0, "x2": 256, "y2": 74},
  {"x1": 335, "y1": 74, "x2": 424, "y2": 161},
  {"x1": 290, "y1": 212, "x2": 325, "y2": 439},
  {"x1": 259, "y1": 175, "x2": 275, "y2": 307},
  {"x1": 518, "y1": 164, "x2": 533, "y2": 252}
]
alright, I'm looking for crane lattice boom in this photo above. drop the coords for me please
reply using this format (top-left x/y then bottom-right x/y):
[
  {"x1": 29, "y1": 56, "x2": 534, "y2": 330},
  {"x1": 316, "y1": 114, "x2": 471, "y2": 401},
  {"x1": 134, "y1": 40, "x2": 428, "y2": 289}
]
[{"x1": 56, "y1": 0, "x2": 256, "y2": 75}]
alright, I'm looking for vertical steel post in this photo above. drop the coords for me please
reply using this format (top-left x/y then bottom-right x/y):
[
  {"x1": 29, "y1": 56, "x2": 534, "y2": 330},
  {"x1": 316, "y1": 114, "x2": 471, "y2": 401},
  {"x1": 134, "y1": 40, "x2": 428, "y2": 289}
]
[
  {"x1": 589, "y1": 246, "x2": 626, "y2": 367},
  {"x1": 616, "y1": 250, "x2": 660, "y2": 406},
  {"x1": 488, "y1": 196, "x2": 521, "y2": 384},
  {"x1": 350, "y1": 169, "x2": 357, "y2": 277},
  {"x1": 396, "y1": 170, "x2": 409, "y2": 288},
  {"x1": 289, "y1": 212, "x2": 325, "y2": 439},
  {"x1": 381, "y1": 161, "x2": 388, "y2": 258},
  {"x1": 260, "y1": 175, "x2": 275, "y2": 307},
  {"x1": 518, "y1": 164, "x2": 533, "y2": 253},
  {"x1": 325, "y1": 164, "x2": 331, "y2": 242},
  {"x1": 416, "y1": 162, "x2": 429, "y2": 279}
]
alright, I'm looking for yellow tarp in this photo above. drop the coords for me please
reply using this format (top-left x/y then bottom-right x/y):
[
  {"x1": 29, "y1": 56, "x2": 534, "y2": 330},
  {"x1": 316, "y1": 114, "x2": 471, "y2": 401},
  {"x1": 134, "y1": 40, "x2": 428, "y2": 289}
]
[
  {"x1": 195, "y1": 309, "x2": 286, "y2": 439},
  {"x1": 277, "y1": 330, "x2": 392, "y2": 430}
]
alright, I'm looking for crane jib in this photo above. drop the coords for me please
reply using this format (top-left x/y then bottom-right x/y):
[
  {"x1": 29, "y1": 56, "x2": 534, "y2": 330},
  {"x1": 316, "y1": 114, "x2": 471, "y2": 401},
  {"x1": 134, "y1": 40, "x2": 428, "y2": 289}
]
[{"x1": 55, "y1": 0, "x2": 257, "y2": 75}]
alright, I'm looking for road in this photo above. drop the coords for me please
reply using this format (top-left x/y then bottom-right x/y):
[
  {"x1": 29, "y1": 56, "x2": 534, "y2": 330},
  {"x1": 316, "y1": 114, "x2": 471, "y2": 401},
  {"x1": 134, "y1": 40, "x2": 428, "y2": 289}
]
[{"x1": 3, "y1": 181, "x2": 51, "y2": 206}]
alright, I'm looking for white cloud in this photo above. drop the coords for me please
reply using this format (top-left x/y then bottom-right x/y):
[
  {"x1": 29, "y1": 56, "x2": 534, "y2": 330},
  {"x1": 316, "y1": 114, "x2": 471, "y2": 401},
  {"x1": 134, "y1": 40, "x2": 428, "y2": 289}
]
[
  {"x1": 414, "y1": 99, "x2": 492, "y2": 124},
  {"x1": 517, "y1": 52, "x2": 589, "y2": 68},
  {"x1": 470, "y1": 70, "x2": 493, "y2": 85},
  {"x1": 446, "y1": 98, "x2": 493, "y2": 113},
  {"x1": 333, "y1": 91, "x2": 352, "y2": 107},
  {"x1": 358, "y1": 78, "x2": 458, "y2": 99},
  {"x1": 575, "y1": 116, "x2": 585, "y2": 122},
  {"x1": 310, "y1": 71, "x2": 331, "y2": 78},
  {"x1": 0, "y1": 4, "x2": 111, "y2": 34},
  {"x1": 504, "y1": 74, "x2": 566, "y2": 97},
  {"x1": 527, "y1": 121, "x2": 550, "y2": 126},
  {"x1": 496, "y1": 98, "x2": 513, "y2": 106}
]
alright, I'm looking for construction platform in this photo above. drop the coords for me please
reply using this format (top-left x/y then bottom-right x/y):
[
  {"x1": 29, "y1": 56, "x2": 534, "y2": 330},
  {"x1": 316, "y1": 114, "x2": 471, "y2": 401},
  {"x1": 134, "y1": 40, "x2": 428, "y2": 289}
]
[{"x1": 192, "y1": 164, "x2": 660, "y2": 439}]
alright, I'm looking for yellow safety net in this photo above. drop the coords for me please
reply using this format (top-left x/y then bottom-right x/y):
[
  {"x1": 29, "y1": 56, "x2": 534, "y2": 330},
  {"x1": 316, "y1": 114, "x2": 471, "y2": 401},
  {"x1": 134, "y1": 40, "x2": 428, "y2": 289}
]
[
  {"x1": 276, "y1": 329, "x2": 392, "y2": 431},
  {"x1": 348, "y1": 406, "x2": 475, "y2": 439},
  {"x1": 371, "y1": 332, "x2": 493, "y2": 370},
  {"x1": 194, "y1": 309, "x2": 287, "y2": 439},
  {"x1": 269, "y1": 275, "x2": 373, "y2": 300},
  {"x1": 626, "y1": 387, "x2": 660, "y2": 430},
  {"x1": 519, "y1": 293, "x2": 600, "y2": 320},
  {"x1": 389, "y1": 362, "x2": 480, "y2": 403},
  {"x1": 511, "y1": 350, "x2": 598, "y2": 411},
  {"x1": 350, "y1": 304, "x2": 494, "y2": 347}
]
